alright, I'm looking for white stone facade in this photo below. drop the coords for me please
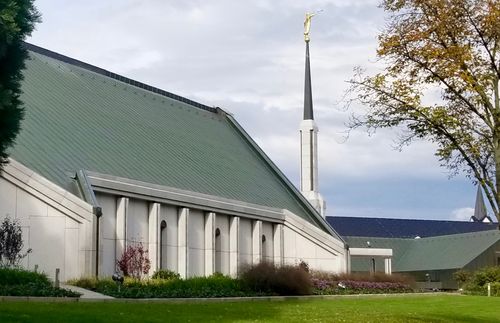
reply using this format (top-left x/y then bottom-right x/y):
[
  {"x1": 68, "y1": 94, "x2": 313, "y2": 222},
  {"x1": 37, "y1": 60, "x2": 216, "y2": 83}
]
[
  {"x1": 0, "y1": 160, "x2": 94, "y2": 282},
  {"x1": 0, "y1": 159, "x2": 347, "y2": 281}
]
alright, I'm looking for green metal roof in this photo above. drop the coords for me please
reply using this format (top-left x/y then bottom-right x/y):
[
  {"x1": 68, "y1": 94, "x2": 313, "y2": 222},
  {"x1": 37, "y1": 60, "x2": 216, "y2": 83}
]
[
  {"x1": 346, "y1": 230, "x2": 500, "y2": 272},
  {"x1": 10, "y1": 44, "x2": 337, "y2": 236}
]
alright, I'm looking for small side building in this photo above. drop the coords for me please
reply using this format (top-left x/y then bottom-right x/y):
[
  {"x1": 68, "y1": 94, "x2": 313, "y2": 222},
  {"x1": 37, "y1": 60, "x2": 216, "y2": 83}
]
[{"x1": 328, "y1": 216, "x2": 500, "y2": 289}]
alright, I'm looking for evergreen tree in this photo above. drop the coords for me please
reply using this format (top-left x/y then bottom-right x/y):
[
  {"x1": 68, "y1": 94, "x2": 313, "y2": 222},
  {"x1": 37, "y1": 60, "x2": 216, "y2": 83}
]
[{"x1": 0, "y1": 1, "x2": 40, "y2": 169}]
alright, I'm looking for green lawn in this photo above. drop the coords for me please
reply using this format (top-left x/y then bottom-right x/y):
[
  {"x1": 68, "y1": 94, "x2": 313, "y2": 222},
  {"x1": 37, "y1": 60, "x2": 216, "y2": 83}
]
[{"x1": 0, "y1": 295, "x2": 499, "y2": 322}]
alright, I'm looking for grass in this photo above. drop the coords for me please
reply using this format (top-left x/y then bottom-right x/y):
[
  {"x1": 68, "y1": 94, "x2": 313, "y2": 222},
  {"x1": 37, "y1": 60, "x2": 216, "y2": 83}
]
[{"x1": 0, "y1": 295, "x2": 499, "y2": 322}]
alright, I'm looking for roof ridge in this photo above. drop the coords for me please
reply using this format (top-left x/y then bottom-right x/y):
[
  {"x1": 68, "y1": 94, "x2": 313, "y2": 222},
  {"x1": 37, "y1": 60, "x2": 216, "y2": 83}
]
[{"x1": 23, "y1": 42, "x2": 217, "y2": 114}]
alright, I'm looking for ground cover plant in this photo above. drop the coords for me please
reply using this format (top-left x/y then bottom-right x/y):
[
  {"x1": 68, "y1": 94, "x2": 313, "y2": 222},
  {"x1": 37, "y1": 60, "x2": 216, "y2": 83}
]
[
  {"x1": 455, "y1": 267, "x2": 500, "y2": 296},
  {"x1": 1, "y1": 295, "x2": 499, "y2": 322},
  {"x1": 0, "y1": 267, "x2": 80, "y2": 297}
]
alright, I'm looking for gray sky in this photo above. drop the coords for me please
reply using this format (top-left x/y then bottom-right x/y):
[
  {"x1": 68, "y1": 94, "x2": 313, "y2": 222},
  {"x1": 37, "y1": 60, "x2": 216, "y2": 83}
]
[{"x1": 29, "y1": 0, "x2": 479, "y2": 221}]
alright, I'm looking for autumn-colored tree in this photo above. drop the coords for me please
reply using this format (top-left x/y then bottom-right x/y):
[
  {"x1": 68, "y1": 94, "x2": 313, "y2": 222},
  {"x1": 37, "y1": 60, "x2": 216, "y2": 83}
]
[{"x1": 348, "y1": 0, "x2": 500, "y2": 224}]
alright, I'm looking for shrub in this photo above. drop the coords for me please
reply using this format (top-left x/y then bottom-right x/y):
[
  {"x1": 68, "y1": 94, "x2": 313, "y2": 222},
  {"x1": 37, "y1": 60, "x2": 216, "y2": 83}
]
[
  {"x1": 116, "y1": 242, "x2": 151, "y2": 279},
  {"x1": 461, "y1": 267, "x2": 500, "y2": 296},
  {"x1": 470, "y1": 266, "x2": 500, "y2": 286},
  {"x1": 453, "y1": 270, "x2": 472, "y2": 288},
  {"x1": 0, "y1": 266, "x2": 51, "y2": 285},
  {"x1": 240, "y1": 262, "x2": 312, "y2": 295},
  {"x1": 0, "y1": 216, "x2": 31, "y2": 268},
  {"x1": 0, "y1": 267, "x2": 80, "y2": 297},
  {"x1": 69, "y1": 274, "x2": 253, "y2": 298},
  {"x1": 152, "y1": 269, "x2": 180, "y2": 280}
]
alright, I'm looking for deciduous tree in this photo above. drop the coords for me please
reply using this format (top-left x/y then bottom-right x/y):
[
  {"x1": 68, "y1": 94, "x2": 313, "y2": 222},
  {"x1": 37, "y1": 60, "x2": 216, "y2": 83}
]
[{"x1": 348, "y1": 0, "x2": 500, "y2": 223}]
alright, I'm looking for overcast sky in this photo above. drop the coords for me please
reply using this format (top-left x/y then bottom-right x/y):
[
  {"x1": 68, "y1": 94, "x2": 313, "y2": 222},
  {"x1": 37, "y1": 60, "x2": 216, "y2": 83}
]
[{"x1": 28, "y1": 0, "x2": 483, "y2": 221}]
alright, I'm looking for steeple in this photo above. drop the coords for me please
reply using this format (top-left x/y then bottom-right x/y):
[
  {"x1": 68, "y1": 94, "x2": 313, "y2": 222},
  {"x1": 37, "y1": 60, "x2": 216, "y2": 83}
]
[
  {"x1": 471, "y1": 186, "x2": 492, "y2": 222},
  {"x1": 304, "y1": 41, "x2": 314, "y2": 120},
  {"x1": 299, "y1": 13, "x2": 326, "y2": 217}
]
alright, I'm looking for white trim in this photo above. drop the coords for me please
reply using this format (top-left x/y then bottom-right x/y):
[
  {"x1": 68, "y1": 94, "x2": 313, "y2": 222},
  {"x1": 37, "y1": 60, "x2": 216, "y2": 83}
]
[
  {"x1": 2, "y1": 159, "x2": 93, "y2": 223},
  {"x1": 87, "y1": 172, "x2": 285, "y2": 223},
  {"x1": 349, "y1": 248, "x2": 393, "y2": 257}
]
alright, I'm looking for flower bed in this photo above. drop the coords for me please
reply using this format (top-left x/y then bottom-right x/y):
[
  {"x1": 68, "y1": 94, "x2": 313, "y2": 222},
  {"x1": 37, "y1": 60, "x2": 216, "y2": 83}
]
[
  {"x1": 311, "y1": 272, "x2": 414, "y2": 295},
  {"x1": 312, "y1": 278, "x2": 413, "y2": 295}
]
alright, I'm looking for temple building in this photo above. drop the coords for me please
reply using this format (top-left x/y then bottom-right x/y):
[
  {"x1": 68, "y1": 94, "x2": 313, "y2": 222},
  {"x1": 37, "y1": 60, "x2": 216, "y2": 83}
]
[
  {"x1": 0, "y1": 43, "x2": 348, "y2": 281},
  {"x1": 1, "y1": 21, "x2": 497, "y2": 288}
]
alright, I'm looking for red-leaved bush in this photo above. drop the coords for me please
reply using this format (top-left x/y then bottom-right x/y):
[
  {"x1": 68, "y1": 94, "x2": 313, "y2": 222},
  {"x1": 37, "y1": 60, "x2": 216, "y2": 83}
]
[{"x1": 116, "y1": 243, "x2": 151, "y2": 279}]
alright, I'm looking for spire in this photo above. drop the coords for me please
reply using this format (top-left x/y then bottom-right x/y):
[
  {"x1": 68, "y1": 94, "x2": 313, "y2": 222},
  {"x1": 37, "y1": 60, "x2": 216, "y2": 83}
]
[
  {"x1": 304, "y1": 41, "x2": 314, "y2": 120},
  {"x1": 299, "y1": 13, "x2": 325, "y2": 217},
  {"x1": 472, "y1": 186, "x2": 488, "y2": 222}
]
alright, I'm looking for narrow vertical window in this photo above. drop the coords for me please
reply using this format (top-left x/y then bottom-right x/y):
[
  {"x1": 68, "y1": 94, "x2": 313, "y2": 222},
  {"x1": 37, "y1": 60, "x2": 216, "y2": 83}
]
[
  {"x1": 261, "y1": 234, "x2": 267, "y2": 262},
  {"x1": 160, "y1": 220, "x2": 167, "y2": 269},
  {"x1": 215, "y1": 228, "x2": 222, "y2": 273}
]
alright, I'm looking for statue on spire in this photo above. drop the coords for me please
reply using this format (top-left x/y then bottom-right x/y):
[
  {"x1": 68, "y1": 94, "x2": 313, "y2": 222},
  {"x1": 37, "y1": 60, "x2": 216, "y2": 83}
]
[
  {"x1": 304, "y1": 12, "x2": 315, "y2": 42},
  {"x1": 304, "y1": 10, "x2": 322, "y2": 42}
]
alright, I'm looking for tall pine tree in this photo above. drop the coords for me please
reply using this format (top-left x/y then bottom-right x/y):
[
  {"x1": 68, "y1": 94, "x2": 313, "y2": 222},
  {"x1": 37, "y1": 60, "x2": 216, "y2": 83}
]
[{"x1": 0, "y1": 1, "x2": 40, "y2": 169}]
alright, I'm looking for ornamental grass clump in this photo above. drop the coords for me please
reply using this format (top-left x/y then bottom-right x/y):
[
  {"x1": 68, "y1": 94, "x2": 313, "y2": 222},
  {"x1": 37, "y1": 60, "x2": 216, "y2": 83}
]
[{"x1": 151, "y1": 269, "x2": 180, "y2": 280}]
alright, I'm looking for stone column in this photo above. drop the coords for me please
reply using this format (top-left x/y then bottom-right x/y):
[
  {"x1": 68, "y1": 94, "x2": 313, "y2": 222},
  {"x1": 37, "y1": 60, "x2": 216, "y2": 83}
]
[
  {"x1": 178, "y1": 207, "x2": 189, "y2": 279},
  {"x1": 384, "y1": 258, "x2": 392, "y2": 275},
  {"x1": 229, "y1": 216, "x2": 240, "y2": 277},
  {"x1": 116, "y1": 197, "x2": 129, "y2": 266},
  {"x1": 204, "y1": 212, "x2": 215, "y2": 276},
  {"x1": 252, "y1": 220, "x2": 262, "y2": 264},
  {"x1": 148, "y1": 203, "x2": 161, "y2": 275},
  {"x1": 273, "y1": 224, "x2": 283, "y2": 266}
]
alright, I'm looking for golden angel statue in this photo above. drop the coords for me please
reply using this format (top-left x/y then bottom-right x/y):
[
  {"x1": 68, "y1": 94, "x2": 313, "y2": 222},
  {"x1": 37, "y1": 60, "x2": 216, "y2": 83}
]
[{"x1": 304, "y1": 12, "x2": 315, "y2": 42}]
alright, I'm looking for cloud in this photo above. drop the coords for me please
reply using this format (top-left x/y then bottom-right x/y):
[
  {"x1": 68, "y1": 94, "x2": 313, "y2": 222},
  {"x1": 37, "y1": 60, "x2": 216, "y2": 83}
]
[{"x1": 450, "y1": 208, "x2": 474, "y2": 221}]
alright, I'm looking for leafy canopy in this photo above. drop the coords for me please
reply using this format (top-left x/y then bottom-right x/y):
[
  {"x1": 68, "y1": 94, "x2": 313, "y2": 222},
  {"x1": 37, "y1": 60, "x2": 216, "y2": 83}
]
[
  {"x1": 349, "y1": 0, "x2": 500, "y2": 221},
  {"x1": 0, "y1": 0, "x2": 40, "y2": 168}
]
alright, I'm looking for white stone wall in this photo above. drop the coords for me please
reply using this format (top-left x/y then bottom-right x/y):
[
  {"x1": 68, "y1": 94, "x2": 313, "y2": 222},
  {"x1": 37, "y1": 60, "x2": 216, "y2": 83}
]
[
  {"x1": 127, "y1": 199, "x2": 149, "y2": 245},
  {"x1": 97, "y1": 193, "x2": 116, "y2": 276},
  {"x1": 1, "y1": 160, "x2": 347, "y2": 284},
  {"x1": 0, "y1": 168, "x2": 93, "y2": 282},
  {"x1": 161, "y1": 205, "x2": 178, "y2": 272},
  {"x1": 238, "y1": 218, "x2": 252, "y2": 268},
  {"x1": 262, "y1": 222, "x2": 274, "y2": 262},
  {"x1": 283, "y1": 225, "x2": 341, "y2": 272},
  {"x1": 187, "y1": 209, "x2": 205, "y2": 277},
  {"x1": 215, "y1": 213, "x2": 230, "y2": 275}
]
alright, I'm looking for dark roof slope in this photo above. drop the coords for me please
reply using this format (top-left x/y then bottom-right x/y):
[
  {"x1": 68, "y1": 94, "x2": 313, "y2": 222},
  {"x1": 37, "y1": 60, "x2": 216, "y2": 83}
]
[
  {"x1": 10, "y1": 44, "x2": 337, "y2": 235},
  {"x1": 327, "y1": 216, "x2": 497, "y2": 238}
]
